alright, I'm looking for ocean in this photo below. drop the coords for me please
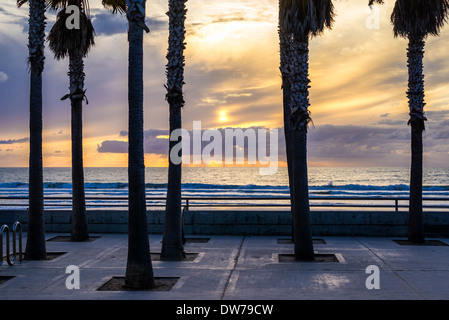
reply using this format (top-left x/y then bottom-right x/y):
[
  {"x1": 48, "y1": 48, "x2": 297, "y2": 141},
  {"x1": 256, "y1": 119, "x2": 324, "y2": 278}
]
[{"x1": 1, "y1": 167, "x2": 449, "y2": 210}]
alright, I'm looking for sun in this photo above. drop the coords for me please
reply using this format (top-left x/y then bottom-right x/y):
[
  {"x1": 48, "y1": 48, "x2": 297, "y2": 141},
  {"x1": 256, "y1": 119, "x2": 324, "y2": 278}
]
[{"x1": 218, "y1": 110, "x2": 228, "y2": 122}]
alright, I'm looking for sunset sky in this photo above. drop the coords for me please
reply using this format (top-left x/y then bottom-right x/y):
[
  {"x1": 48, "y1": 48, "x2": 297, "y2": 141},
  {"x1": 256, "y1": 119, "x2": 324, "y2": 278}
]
[{"x1": 1, "y1": 0, "x2": 449, "y2": 168}]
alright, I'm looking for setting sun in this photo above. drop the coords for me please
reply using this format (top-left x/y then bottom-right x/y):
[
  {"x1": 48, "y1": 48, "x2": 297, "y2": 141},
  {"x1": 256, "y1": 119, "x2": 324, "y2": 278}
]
[{"x1": 218, "y1": 110, "x2": 228, "y2": 122}]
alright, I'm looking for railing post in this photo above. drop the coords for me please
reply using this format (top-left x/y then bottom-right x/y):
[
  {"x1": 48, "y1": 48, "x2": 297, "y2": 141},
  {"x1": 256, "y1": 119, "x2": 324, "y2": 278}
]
[
  {"x1": 181, "y1": 206, "x2": 187, "y2": 245},
  {"x1": 395, "y1": 199, "x2": 398, "y2": 212},
  {"x1": 0, "y1": 224, "x2": 4, "y2": 267},
  {"x1": 0, "y1": 222, "x2": 22, "y2": 267},
  {"x1": 0, "y1": 224, "x2": 12, "y2": 266},
  {"x1": 13, "y1": 221, "x2": 23, "y2": 263}
]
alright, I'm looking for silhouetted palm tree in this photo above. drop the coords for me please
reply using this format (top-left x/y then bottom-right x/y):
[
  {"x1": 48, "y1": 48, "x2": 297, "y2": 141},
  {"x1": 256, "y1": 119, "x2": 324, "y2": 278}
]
[
  {"x1": 395, "y1": 0, "x2": 449, "y2": 243},
  {"x1": 160, "y1": 0, "x2": 187, "y2": 261},
  {"x1": 372, "y1": 0, "x2": 449, "y2": 243},
  {"x1": 47, "y1": 0, "x2": 94, "y2": 241},
  {"x1": 279, "y1": 0, "x2": 334, "y2": 260},
  {"x1": 103, "y1": 0, "x2": 154, "y2": 289},
  {"x1": 17, "y1": 0, "x2": 47, "y2": 260}
]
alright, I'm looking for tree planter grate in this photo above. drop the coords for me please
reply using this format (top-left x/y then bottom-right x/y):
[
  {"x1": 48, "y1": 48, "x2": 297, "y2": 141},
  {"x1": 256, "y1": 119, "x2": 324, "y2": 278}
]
[
  {"x1": 151, "y1": 252, "x2": 199, "y2": 261},
  {"x1": 278, "y1": 253, "x2": 339, "y2": 263},
  {"x1": 185, "y1": 237, "x2": 210, "y2": 243},
  {"x1": 0, "y1": 276, "x2": 15, "y2": 285},
  {"x1": 393, "y1": 239, "x2": 448, "y2": 246},
  {"x1": 46, "y1": 236, "x2": 100, "y2": 242},
  {"x1": 277, "y1": 238, "x2": 326, "y2": 244},
  {"x1": 97, "y1": 276, "x2": 179, "y2": 291}
]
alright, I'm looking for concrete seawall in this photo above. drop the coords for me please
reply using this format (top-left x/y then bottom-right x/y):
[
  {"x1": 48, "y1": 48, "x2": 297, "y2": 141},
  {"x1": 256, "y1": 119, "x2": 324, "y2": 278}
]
[{"x1": 1, "y1": 209, "x2": 449, "y2": 237}]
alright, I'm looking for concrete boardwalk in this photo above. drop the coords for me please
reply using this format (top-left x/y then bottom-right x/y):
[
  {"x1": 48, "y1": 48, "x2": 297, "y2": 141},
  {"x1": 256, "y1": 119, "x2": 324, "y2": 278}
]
[{"x1": 1, "y1": 233, "x2": 449, "y2": 301}]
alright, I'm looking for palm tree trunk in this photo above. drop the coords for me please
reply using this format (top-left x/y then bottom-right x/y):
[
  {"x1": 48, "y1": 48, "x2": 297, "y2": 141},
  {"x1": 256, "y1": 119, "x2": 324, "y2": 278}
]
[
  {"x1": 407, "y1": 35, "x2": 426, "y2": 243},
  {"x1": 161, "y1": 106, "x2": 184, "y2": 260},
  {"x1": 288, "y1": 38, "x2": 314, "y2": 261},
  {"x1": 124, "y1": 1, "x2": 154, "y2": 289},
  {"x1": 161, "y1": 0, "x2": 187, "y2": 261},
  {"x1": 279, "y1": 30, "x2": 295, "y2": 242},
  {"x1": 25, "y1": 0, "x2": 47, "y2": 260},
  {"x1": 292, "y1": 127, "x2": 314, "y2": 260},
  {"x1": 284, "y1": 80, "x2": 295, "y2": 242},
  {"x1": 69, "y1": 53, "x2": 89, "y2": 241}
]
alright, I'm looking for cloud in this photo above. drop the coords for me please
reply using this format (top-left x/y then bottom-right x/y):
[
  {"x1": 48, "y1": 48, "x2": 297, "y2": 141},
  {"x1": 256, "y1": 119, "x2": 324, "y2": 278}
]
[
  {"x1": 147, "y1": 17, "x2": 168, "y2": 32},
  {"x1": 144, "y1": 129, "x2": 170, "y2": 155},
  {"x1": 97, "y1": 140, "x2": 128, "y2": 153},
  {"x1": 0, "y1": 71, "x2": 8, "y2": 83},
  {"x1": 376, "y1": 119, "x2": 407, "y2": 126},
  {"x1": 90, "y1": 10, "x2": 168, "y2": 36},
  {"x1": 91, "y1": 12, "x2": 128, "y2": 36},
  {"x1": 97, "y1": 129, "x2": 169, "y2": 154},
  {"x1": 0, "y1": 137, "x2": 29, "y2": 144},
  {"x1": 52, "y1": 130, "x2": 64, "y2": 135},
  {"x1": 307, "y1": 125, "x2": 409, "y2": 164}
]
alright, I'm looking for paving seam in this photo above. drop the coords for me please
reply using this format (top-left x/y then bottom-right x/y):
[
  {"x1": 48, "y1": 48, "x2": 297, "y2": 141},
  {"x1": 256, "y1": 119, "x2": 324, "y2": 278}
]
[{"x1": 220, "y1": 235, "x2": 245, "y2": 300}]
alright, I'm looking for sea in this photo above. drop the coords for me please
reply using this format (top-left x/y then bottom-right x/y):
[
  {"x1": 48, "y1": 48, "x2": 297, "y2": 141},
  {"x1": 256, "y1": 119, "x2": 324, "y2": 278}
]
[{"x1": 1, "y1": 167, "x2": 449, "y2": 210}]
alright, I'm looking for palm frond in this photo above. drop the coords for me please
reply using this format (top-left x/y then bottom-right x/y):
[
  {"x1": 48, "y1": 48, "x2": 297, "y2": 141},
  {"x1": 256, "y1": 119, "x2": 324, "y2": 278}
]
[
  {"x1": 17, "y1": 0, "x2": 28, "y2": 8},
  {"x1": 392, "y1": 0, "x2": 449, "y2": 38},
  {"x1": 102, "y1": 0, "x2": 126, "y2": 15},
  {"x1": 47, "y1": 9, "x2": 95, "y2": 60},
  {"x1": 280, "y1": 0, "x2": 335, "y2": 40},
  {"x1": 368, "y1": 0, "x2": 384, "y2": 6},
  {"x1": 45, "y1": 0, "x2": 91, "y2": 17},
  {"x1": 46, "y1": 0, "x2": 67, "y2": 10}
]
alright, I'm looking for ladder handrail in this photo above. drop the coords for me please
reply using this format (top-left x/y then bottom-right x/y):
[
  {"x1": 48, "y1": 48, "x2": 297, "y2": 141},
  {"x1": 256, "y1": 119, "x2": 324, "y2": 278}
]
[
  {"x1": 0, "y1": 221, "x2": 23, "y2": 267},
  {"x1": 1, "y1": 224, "x2": 10, "y2": 266},
  {"x1": 12, "y1": 221, "x2": 22, "y2": 263}
]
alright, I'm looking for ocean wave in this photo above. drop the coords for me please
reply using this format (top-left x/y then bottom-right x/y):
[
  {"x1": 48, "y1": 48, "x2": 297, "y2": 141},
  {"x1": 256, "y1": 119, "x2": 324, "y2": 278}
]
[
  {"x1": 311, "y1": 183, "x2": 410, "y2": 191},
  {"x1": 0, "y1": 182, "x2": 28, "y2": 188},
  {"x1": 1, "y1": 181, "x2": 449, "y2": 192}
]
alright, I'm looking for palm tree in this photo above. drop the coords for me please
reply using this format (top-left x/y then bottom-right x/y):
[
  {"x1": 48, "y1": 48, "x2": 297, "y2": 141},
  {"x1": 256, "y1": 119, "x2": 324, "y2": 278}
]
[
  {"x1": 372, "y1": 0, "x2": 449, "y2": 243},
  {"x1": 47, "y1": 0, "x2": 94, "y2": 242},
  {"x1": 17, "y1": 0, "x2": 47, "y2": 260},
  {"x1": 394, "y1": 0, "x2": 449, "y2": 243},
  {"x1": 160, "y1": 0, "x2": 187, "y2": 261},
  {"x1": 103, "y1": 0, "x2": 154, "y2": 289},
  {"x1": 279, "y1": 0, "x2": 334, "y2": 260}
]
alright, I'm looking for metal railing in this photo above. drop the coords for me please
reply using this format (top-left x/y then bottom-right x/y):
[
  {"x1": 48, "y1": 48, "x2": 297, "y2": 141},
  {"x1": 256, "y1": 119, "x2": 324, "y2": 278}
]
[
  {"x1": 1, "y1": 196, "x2": 449, "y2": 212},
  {"x1": 0, "y1": 221, "x2": 22, "y2": 267}
]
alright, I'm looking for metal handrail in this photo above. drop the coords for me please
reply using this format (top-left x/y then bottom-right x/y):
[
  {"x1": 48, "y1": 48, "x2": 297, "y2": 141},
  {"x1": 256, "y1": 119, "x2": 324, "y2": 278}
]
[
  {"x1": 1, "y1": 195, "x2": 449, "y2": 211},
  {"x1": 0, "y1": 224, "x2": 11, "y2": 266},
  {"x1": 0, "y1": 222, "x2": 23, "y2": 267},
  {"x1": 12, "y1": 221, "x2": 22, "y2": 263}
]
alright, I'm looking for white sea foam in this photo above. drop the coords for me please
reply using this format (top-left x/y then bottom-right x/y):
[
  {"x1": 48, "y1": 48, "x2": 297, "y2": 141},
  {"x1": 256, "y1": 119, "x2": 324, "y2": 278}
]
[{"x1": 1, "y1": 167, "x2": 449, "y2": 209}]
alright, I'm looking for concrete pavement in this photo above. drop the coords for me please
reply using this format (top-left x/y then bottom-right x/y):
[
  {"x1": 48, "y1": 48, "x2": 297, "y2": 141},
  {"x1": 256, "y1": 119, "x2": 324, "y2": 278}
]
[{"x1": 1, "y1": 233, "x2": 449, "y2": 301}]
